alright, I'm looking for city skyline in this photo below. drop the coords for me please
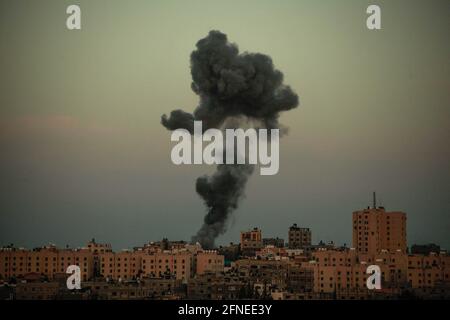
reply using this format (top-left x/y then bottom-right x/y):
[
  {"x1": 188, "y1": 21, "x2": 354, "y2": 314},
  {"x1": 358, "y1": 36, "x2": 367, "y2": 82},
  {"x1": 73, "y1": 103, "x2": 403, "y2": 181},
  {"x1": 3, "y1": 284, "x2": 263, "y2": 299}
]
[
  {"x1": 0, "y1": 192, "x2": 447, "y2": 251},
  {"x1": 0, "y1": 196, "x2": 443, "y2": 253},
  {"x1": 1, "y1": 204, "x2": 448, "y2": 300}
]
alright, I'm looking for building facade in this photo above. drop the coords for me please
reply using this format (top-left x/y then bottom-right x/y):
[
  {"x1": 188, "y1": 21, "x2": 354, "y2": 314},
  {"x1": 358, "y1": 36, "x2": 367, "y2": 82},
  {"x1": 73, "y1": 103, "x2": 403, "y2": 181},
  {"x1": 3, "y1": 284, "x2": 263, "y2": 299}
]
[
  {"x1": 240, "y1": 228, "x2": 263, "y2": 256},
  {"x1": 1, "y1": 241, "x2": 224, "y2": 284},
  {"x1": 0, "y1": 245, "x2": 94, "y2": 282},
  {"x1": 352, "y1": 207, "x2": 407, "y2": 254},
  {"x1": 288, "y1": 224, "x2": 311, "y2": 249}
]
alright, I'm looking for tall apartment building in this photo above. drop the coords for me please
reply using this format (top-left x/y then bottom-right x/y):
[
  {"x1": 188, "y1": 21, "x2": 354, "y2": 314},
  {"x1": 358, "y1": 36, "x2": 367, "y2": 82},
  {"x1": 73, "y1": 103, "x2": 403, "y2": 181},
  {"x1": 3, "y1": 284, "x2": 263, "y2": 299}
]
[
  {"x1": 240, "y1": 228, "x2": 263, "y2": 256},
  {"x1": 99, "y1": 250, "x2": 143, "y2": 282},
  {"x1": 352, "y1": 194, "x2": 407, "y2": 254},
  {"x1": 288, "y1": 224, "x2": 311, "y2": 249},
  {"x1": 1, "y1": 240, "x2": 224, "y2": 283},
  {"x1": 0, "y1": 245, "x2": 95, "y2": 281},
  {"x1": 99, "y1": 248, "x2": 223, "y2": 282},
  {"x1": 86, "y1": 238, "x2": 112, "y2": 277}
]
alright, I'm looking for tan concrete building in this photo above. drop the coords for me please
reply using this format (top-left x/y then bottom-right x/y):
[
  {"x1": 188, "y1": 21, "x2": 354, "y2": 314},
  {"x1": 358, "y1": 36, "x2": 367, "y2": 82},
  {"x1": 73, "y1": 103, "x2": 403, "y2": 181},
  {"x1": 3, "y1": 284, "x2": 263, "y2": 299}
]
[
  {"x1": 0, "y1": 245, "x2": 94, "y2": 282},
  {"x1": 86, "y1": 239, "x2": 112, "y2": 254},
  {"x1": 240, "y1": 227, "x2": 263, "y2": 256},
  {"x1": 99, "y1": 250, "x2": 192, "y2": 281},
  {"x1": 1, "y1": 241, "x2": 224, "y2": 284},
  {"x1": 99, "y1": 251, "x2": 116, "y2": 280},
  {"x1": 352, "y1": 206, "x2": 407, "y2": 254},
  {"x1": 57, "y1": 248, "x2": 94, "y2": 281},
  {"x1": 288, "y1": 224, "x2": 311, "y2": 249},
  {"x1": 196, "y1": 251, "x2": 224, "y2": 275},
  {"x1": 141, "y1": 250, "x2": 193, "y2": 281},
  {"x1": 407, "y1": 253, "x2": 450, "y2": 288},
  {"x1": 113, "y1": 251, "x2": 140, "y2": 281},
  {"x1": 98, "y1": 246, "x2": 223, "y2": 282},
  {"x1": 309, "y1": 248, "x2": 449, "y2": 296}
]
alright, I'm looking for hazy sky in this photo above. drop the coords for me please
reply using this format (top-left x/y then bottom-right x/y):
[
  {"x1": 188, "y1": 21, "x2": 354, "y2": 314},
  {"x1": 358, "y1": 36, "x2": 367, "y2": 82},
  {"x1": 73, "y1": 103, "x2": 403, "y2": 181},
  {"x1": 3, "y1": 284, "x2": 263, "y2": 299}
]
[{"x1": 0, "y1": 0, "x2": 449, "y2": 250}]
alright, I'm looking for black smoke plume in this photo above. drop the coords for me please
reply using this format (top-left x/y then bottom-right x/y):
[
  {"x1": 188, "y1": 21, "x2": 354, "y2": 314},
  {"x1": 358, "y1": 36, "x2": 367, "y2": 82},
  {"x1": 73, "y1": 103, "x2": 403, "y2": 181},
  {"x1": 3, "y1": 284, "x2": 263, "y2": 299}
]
[{"x1": 161, "y1": 31, "x2": 299, "y2": 249}]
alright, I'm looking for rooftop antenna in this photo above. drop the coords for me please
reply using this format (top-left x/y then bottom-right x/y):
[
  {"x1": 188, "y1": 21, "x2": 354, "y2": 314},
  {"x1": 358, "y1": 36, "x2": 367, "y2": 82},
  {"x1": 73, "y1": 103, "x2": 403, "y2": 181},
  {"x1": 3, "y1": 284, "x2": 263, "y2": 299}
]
[{"x1": 373, "y1": 191, "x2": 377, "y2": 209}]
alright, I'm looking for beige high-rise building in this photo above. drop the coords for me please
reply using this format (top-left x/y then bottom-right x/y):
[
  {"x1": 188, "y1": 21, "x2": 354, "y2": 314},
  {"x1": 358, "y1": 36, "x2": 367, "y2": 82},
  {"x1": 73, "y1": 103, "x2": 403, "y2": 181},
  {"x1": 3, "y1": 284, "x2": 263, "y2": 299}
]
[{"x1": 352, "y1": 194, "x2": 407, "y2": 254}]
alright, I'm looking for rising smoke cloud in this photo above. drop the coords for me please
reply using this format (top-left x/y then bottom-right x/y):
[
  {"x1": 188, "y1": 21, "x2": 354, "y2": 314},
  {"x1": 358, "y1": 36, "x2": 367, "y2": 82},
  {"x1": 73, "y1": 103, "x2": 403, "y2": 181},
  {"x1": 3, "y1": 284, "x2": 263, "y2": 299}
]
[{"x1": 161, "y1": 31, "x2": 299, "y2": 249}]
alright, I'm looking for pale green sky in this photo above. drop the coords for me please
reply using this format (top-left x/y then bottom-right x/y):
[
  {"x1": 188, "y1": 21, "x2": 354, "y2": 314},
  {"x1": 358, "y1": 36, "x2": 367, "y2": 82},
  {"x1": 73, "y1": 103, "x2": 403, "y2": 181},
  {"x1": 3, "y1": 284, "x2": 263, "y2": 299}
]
[{"x1": 0, "y1": 0, "x2": 449, "y2": 250}]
